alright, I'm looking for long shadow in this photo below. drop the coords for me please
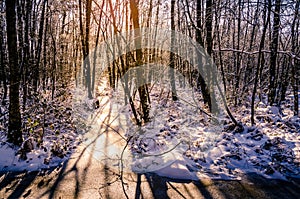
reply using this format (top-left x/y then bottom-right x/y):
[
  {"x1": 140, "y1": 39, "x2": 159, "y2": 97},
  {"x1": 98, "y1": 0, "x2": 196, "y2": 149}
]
[
  {"x1": 106, "y1": 76, "x2": 300, "y2": 199},
  {"x1": 3, "y1": 79, "x2": 299, "y2": 199},
  {"x1": 134, "y1": 172, "x2": 197, "y2": 199},
  {"x1": 6, "y1": 172, "x2": 37, "y2": 199},
  {"x1": 192, "y1": 180, "x2": 214, "y2": 199},
  {"x1": 37, "y1": 94, "x2": 115, "y2": 198},
  {"x1": 0, "y1": 168, "x2": 60, "y2": 199},
  {"x1": 0, "y1": 97, "x2": 111, "y2": 198},
  {"x1": 0, "y1": 172, "x2": 20, "y2": 194},
  {"x1": 0, "y1": 171, "x2": 38, "y2": 199},
  {"x1": 243, "y1": 173, "x2": 300, "y2": 199},
  {"x1": 135, "y1": 174, "x2": 142, "y2": 199},
  {"x1": 145, "y1": 173, "x2": 170, "y2": 199},
  {"x1": 100, "y1": 96, "x2": 115, "y2": 199},
  {"x1": 133, "y1": 172, "x2": 300, "y2": 199},
  {"x1": 130, "y1": 138, "x2": 300, "y2": 199},
  {"x1": 198, "y1": 173, "x2": 300, "y2": 199}
]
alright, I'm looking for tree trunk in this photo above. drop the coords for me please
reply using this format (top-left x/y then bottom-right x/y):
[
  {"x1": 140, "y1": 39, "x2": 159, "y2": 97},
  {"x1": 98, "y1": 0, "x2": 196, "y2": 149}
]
[
  {"x1": 268, "y1": 0, "x2": 281, "y2": 105},
  {"x1": 6, "y1": 0, "x2": 22, "y2": 146},
  {"x1": 92, "y1": 1, "x2": 105, "y2": 92},
  {"x1": 195, "y1": 0, "x2": 212, "y2": 111},
  {"x1": 244, "y1": 0, "x2": 259, "y2": 90},
  {"x1": 251, "y1": 0, "x2": 271, "y2": 125},
  {"x1": 170, "y1": 0, "x2": 178, "y2": 101},
  {"x1": 22, "y1": 0, "x2": 32, "y2": 111},
  {"x1": 78, "y1": 0, "x2": 92, "y2": 98},
  {"x1": 85, "y1": 0, "x2": 92, "y2": 98},
  {"x1": 291, "y1": 0, "x2": 299, "y2": 116},
  {"x1": 129, "y1": 0, "x2": 150, "y2": 124},
  {"x1": 0, "y1": 2, "x2": 7, "y2": 105},
  {"x1": 204, "y1": 0, "x2": 216, "y2": 113},
  {"x1": 234, "y1": 0, "x2": 242, "y2": 106},
  {"x1": 215, "y1": 0, "x2": 226, "y2": 92},
  {"x1": 32, "y1": 0, "x2": 47, "y2": 91}
]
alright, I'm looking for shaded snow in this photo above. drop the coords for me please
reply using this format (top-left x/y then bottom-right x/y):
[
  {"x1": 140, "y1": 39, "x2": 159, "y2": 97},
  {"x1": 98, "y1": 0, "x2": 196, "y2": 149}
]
[{"x1": 0, "y1": 87, "x2": 82, "y2": 172}]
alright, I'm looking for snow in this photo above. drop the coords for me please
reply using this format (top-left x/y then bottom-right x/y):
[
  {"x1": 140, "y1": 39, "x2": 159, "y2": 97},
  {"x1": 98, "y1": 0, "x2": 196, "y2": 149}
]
[
  {"x1": 73, "y1": 77, "x2": 300, "y2": 181},
  {"x1": 0, "y1": 78, "x2": 299, "y2": 182},
  {"x1": 0, "y1": 87, "x2": 82, "y2": 172},
  {"x1": 0, "y1": 142, "x2": 66, "y2": 172},
  {"x1": 155, "y1": 159, "x2": 199, "y2": 180}
]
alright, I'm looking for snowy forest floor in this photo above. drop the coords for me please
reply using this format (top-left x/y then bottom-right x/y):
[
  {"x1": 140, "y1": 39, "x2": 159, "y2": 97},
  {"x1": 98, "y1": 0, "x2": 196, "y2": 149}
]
[
  {"x1": 1, "y1": 145, "x2": 300, "y2": 199},
  {"x1": 0, "y1": 77, "x2": 300, "y2": 198}
]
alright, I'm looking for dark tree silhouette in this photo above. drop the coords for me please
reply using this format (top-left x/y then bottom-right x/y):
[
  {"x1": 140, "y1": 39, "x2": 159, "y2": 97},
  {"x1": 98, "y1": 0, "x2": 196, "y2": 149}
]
[
  {"x1": 129, "y1": 0, "x2": 150, "y2": 124},
  {"x1": 268, "y1": 0, "x2": 281, "y2": 105},
  {"x1": 6, "y1": 0, "x2": 22, "y2": 145}
]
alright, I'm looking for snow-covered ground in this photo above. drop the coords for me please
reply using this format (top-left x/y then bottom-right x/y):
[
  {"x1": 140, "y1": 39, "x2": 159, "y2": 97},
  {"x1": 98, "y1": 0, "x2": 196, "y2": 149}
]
[
  {"x1": 0, "y1": 78, "x2": 299, "y2": 182},
  {"x1": 0, "y1": 88, "x2": 82, "y2": 172},
  {"x1": 75, "y1": 77, "x2": 300, "y2": 181}
]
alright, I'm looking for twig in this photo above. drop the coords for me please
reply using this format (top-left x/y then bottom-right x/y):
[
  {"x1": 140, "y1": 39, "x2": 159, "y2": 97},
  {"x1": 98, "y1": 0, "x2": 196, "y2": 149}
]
[
  {"x1": 178, "y1": 96, "x2": 213, "y2": 118},
  {"x1": 140, "y1": 140, "x2": 182, "y2": 157},
  {"x1": 120, "y1": 135, "x2": 133, "y2": 199}
]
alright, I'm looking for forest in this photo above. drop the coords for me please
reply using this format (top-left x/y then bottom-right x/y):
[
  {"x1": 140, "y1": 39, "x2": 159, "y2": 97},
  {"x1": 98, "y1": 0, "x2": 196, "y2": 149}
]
[{"x1": 0, "y1": 0, "x2": 299, "y2": 197}]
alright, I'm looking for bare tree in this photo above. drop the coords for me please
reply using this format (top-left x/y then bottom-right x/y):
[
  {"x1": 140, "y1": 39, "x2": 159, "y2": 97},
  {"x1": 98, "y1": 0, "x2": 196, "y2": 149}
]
[
  {"x1": 0, "y1": 1, "x2": 7, "y2": 105},
  {"x1": 6, "y1": 0, "x2": 22, "y2": 145},
  {"x1": 251, "y1": 0, "x2": 271, "y2": 125},
  {"x1": 268, "y1": 0, "x2": 281, "y2": 105},
  {"x1": 129, "y1": 0, "x2": 150, "y2": 124},
  {"x1": 291, "y1": 0, "x2": 299, "y2": 116},
  {"x1": 79, "y1": 0, "x2": 93, "y2": 99},
  {"x1": 170, "y1": 0, "x2": 178, "y2": 101},
  {"x1": 196, "y1": 0, "x2": 213, "y2": 111},
  {"x1": 32, "y1": 0, "x2": 47, "y2": 91}
]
